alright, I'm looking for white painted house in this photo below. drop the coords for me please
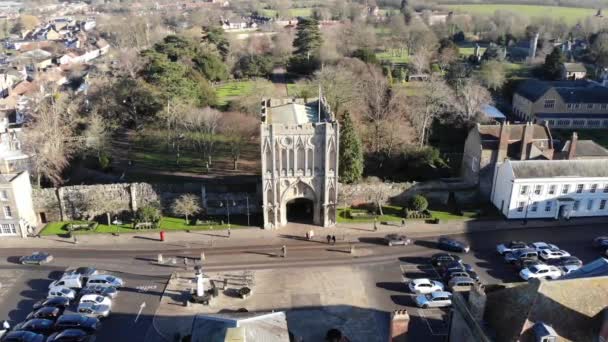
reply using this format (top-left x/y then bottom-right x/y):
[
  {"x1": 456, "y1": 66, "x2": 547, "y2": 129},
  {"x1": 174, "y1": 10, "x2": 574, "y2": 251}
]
[{"x1": 491, "y1": 159, "x2": 608, "y2": 220}]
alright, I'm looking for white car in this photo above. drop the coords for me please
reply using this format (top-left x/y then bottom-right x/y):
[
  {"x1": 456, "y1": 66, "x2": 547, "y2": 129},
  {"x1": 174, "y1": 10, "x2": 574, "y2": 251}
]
[
  {"x1": 48, "y1": 274, "x2": 84, "y2": 289},
  {"x1": 559, "y1": 264, "x2": 581, "y2": 275},
  {"x1": 530, "y1": 242, "x2": 559, "y2": 253},
  {"x1": 48, "y1": 286, "x2": 76, "y2": 300},
  {"x1": 79, "y1": 294, "x2": 112, "y2": 308},
  {"x1": 408, "y1": 279, "x2": 444, "y2": 294},
  {"x1": 496, "y1": 241, "x2": 528, "y2": 255},
  {"x1": 519, "y1": 264, "x2": 562, "y2": 280},
  {"x1": 538, "y1": 249, "x2": 571, "y2": 261},
  {"x1": 414, "y1": 291, "x2": 452, "y2": 308},
  {"x1": 86, "y1": 275, "x2": 124, "y2": 288}
]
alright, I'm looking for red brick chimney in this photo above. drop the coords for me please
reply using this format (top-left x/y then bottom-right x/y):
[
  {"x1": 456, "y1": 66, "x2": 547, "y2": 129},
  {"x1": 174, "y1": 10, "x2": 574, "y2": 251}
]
[
  {"x1": 520, "y1": 122, "x2": 534, "y2": 160},
  {"x1": 389, "y1": 309, "x2": 409, "y2": 342},
  {"x1": 567, "y1": 132, "x2": 578, "y2": 160},
  {"x1": 497, "y1": 122, "x2": 510, "y2": 161}
]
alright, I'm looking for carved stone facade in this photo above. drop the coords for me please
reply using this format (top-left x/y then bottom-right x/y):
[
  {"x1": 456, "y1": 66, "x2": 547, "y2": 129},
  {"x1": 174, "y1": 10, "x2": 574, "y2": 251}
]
[{"x1": 260, "y1": 98, "x2": 339, "y2": 229}]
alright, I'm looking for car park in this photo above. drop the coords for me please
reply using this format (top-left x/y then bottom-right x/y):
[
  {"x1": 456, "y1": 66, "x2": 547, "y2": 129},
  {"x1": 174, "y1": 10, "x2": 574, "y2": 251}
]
[
  {"x1": 439, "y1": 261, "x2": 474, "y2": 276},
  {"x1": 515, "y1": 259, "x2": 545, "y2": 271},
  {"x1": 0, "y1": 331, "x2": 45, "y2": 342},
  {"x1": 78, "y1": 295, "x2": 111, "y2": 308},
  {"x1": 85, "y1": 275, "x2": 123, "y2": 288},
  {"x1": 504, "y1": 249, "x2": 539, "y2": 264},
  {"x1": 48, "y1": 275, "x2": 84, "y2": 290},
  {"x1": 32, "y1": 297, "x2": 70, "y2": 311},
  {"x1": 76, "y1": 303, "x2": 110, "y2": 319},
  {"x1": 12, "y1": 319, "x2": 55, "y2": 336},
  {"x1": 46, "y1": 329, "x2": 95, "y2": 342},
  {"x1": 53, "y1": 315, "x2": 100, "y2": 334},
  {"x1": 25, "y1": 307, "x2": 63, "y2": 321},
  {"x1": 437, "y1": 237, "x2": 470, "y2": 253},
  {"x1": 592, "y1": 236, "x2": 608, "y2": 250},
  {"x1": 430, "y1": 253, "x2": 461, "y2": 267},
  {"x1": 414, "y1": 291, "x2": 452, "y2": 308},
  {"x1": 383, "y1": 234, "x2": 412, "y2": 246},
  {"x1": 530, "y1": 242, "x2": 559, "y2": 253},
  {"x1": 19, "y1": 253, "x2": 53, "y2": 265},
  {"x1": 496, "y1": 241, "x2": 528, "y2": 255},
  {"x1": 559, "y1": 265, "x2": 581, "y2": 275},
  {"x1": 47, "y1": 287, "x2": 76, "y2": 301},
  {"x1": 78, "y1": 286, "x2": 117, "y2": 300},
  {"x1": 444, "y1": 269, "x2": 480, "y2": 282},
  {"x1": 407, "y1": 279, "x2": 444, "y2": 294},
  {"x1": 519, "y1": 264, "x2": 562, "y2": 280},
  {"x1": 549, "y1": 256, "x2": 583, "y2": 268},
  {"x1": 64, "y1": 268, "x2": 98, "y2": 281},
  {"x1": 538, "y1": 249, "x2": 571, "y2": 261},
  {"x1": 447, "y1": 276, "x2": 477, "y2": 290}
]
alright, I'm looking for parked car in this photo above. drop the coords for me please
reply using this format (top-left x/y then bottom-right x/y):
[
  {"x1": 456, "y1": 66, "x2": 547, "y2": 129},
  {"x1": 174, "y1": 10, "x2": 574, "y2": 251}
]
[
  {"x1": 383, "y1": 234, "x2": 412, "y2": 246},
  {"x1": 559, "y1": 265, "x2": 581, "y2": 275},
  {"x1": 496, "y1": 241, "x2": 528, "y2": 255},
  {"x1": 48, "y1": 275, "x2": 84, "y2": 290},
  {"x1": 538, "y1": 249, "x2": 571, "y2": 261},
  {"x1": 504, "y1": 249, "x2": 538, "y2": 264},
  {"x1": 0, "y1": 331, "x2": 45, "y2": 342},
  {"x1": 515, "y1": 259, "x2": 545, "y2": 271},
  {"x1": 439, "y1": 261, "x2": 474, "y2": 276},
  {"x1": 25, "y1": 307, "x2": 63, "y2": 321},
  {"x1": 19, "y1": 252, "x2": 53, "y2": 265},
  {"x1": 437, "y1": 237, "x2": 470, "y2": 253},
  {"x1": 78, "y1": 295, "x2": 111, "y2": 308},
  {"x1": 549, "y1": 256, "x2": 583, "y2": 268},
  {"x1": 76, "y1": 303, "x2": 110, "y2": 319},
  {"x1": 519, "y1": 264, "x2": 562, "y2": 280},
  {"x1": 444, "y1": 269, "x2": 480, "y2": 282},
  {"x1": 53, "y1": 315, "x2": 100, "y2": 334},
  {"x1": 46, "y1": 329, "x2": 95, "y2": 342},
  {"x1": 12, "y1": 319, "x2": 55, "y2": 335},
  {"x1": 78, "y1": 286, "x2": 117, "y2": 299},
  {"x1": 64, "y1": 268, "x2": 98, "y2": 281},
  {"x1": 85, "y1": 275, "x2": 123, "y2": 288},
  {"x1": 414, "y1": 291, "x2": 452, "y2": 308},
  {"x1": 32, "y1": 297, "x2": 70, "y2": 311},
  {"x1": 47, "y1": 287, "x2": 76, "y2": 301},
  {"x1": 447, "y1": 276, "x2": 477, "y2": 290},
  {"x1": 592, "y1": 236, "x2": 608, "y2": 250},
  {"x1": 431, "y1": 253, "x2": 461, "y2": 267},
  {"x1": 530, "y1": 242, "x2": 559, "y2": 252},
  {"x1": 407, "y1": 279, "x2": 444, "y2": 294}
]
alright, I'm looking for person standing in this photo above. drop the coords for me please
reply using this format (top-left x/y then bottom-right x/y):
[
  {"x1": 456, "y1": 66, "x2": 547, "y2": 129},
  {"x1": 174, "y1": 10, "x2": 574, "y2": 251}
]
[
  {"x1": 326, "y1": 235, "x2": 331, "y2": 244},
  {"x1": 281, "y1": 245, "x2": 287, "y2": 258},
  {"x1": 401, "y1": 218, "x2": 405, "y2": 227},
  {"x1": 227, "y1": 227, "x2": 231, "y2": 238},
  {"x1": 331, "y1": 235, "x2": 336, "y2": 245}
]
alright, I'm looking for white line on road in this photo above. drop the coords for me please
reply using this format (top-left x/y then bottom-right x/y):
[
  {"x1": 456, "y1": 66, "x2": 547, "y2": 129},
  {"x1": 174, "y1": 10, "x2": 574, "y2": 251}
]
[{"x1": 134, "y1": 301, "x2": 147, "y2": 323}]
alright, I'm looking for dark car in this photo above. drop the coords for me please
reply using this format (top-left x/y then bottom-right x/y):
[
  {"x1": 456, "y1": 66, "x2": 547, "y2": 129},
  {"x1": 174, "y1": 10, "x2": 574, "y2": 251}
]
[
  {"x1": 32, "y1": 297, "x2": 70, "y2": 311},
  {"x1": 592, "y1": 236, "x2": 608, "y2": 250},
  {"x1": 515, "y1": 259, "x2": 545, "y2": 271},
  {"x1": 548, "y1": 256, "x2": 583, "y2": 268},
  {"x1": 12, "y1": 319, "x2": 55, "y2": 336},
  {"x1": 431, "y1": 253, "x2": 461, "y2": 267},
  {"x1": 0, "y1": 331, "x2": 45, "y2": 342},
  {"x1": 45, "y1": 329, "x2": 94, "y2": 342},
  {"x1": 25, "y1": 307, "x2": 63, "y2": 321},
  {"x1": 437, "y1": 237, "x2": 470, "y2": 253},
  {"x1": 444, "y1": 269, "x2": 480, "y2": 282},
  {"x1": 383, "y1": 234, "x2": 412, "y2": 246},
  {"x1": 53, "y1": 315, "x2": 99, "y2": 335},
  {"x1": 19, "y1": 252, "x2": 53, "y2": 265}
]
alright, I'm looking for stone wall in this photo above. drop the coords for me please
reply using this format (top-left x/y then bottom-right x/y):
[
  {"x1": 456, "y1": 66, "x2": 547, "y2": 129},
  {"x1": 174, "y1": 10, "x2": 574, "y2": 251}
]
[{"x1": 338, "y1": 182, "x2": 414, "y2": 207}]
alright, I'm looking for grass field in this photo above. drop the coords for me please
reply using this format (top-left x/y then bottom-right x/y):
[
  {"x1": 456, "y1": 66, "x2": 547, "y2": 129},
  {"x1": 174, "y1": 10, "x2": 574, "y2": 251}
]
[
  {"x1": 215, "y1": 81, "x2": 255, "y2": 107},
  {"x1": 336, "y1": 205, "x2": 478, "y2": 223},
  {"x1": 40, "y1": 217, "x2": 238, "y2": 236},
  {"x1": 458, "y1": 46, "x2": 486, "y2": 57},
  {"x1": 376, "y1": 50, "x2": 409, "y2": 64},
  {"x1": 260, "y1": 7, "x2": 314, "y2": 18},
  {"x1": 444, "y1": 4, "x2": 595, "y2": 24}
]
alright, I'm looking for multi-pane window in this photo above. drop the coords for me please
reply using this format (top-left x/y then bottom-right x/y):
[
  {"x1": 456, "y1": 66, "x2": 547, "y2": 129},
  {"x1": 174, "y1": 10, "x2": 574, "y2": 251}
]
[
  {"x1": 3, "y1": 206, "x2": 12, "y2": 218},
  {"x1": 545, "y1": 201, "x2": 552, "y2": 212},
  {"x1": 548, "y1": 185, "x2": 556, "y2": 195},
  {"x1": 534, "y1": 185, "x2": 543, "y2": 195},
  {"x1": 0, "y1": 190, "x2": 8, "y2": 201},
  {"x1": 588, "y1": 103, "x2": 594, "y2": 109},
  {"x1": 531, "y1": 202, "x2": 538, "y2": 212},
  {"x1": 600, "y1": 199, "x2": 607, "y2": 210},
  {"x1": 517, "y1": 202, "x2": 525, "y2": 212},
  {"x1": 591, "y1": 184, "x2": 598, "y2": 193},
  {"x1": 562, "y1": 185, "x2": 570, "y2": 194},
  {"x1": 604, "y1": 184, "x2": 608, "y2": 193},
  {"x1": 587, "y1": 199, "x2": 594, "y2": 210},
  {"x1": 520, "y1": 185, "x2": 529, "y2": 195},
  {"x1": 1, "y1": 224, "x2": 10, "y2": 234},
  {"x1": 573, "y1": 200, "x2": 580, "y2": 211},
  {"x1": 576, "y1": 184, "x2": 584, "y2": 193},
  {"x1": 544, "y1": 100, "x2": 556, "y2": 109},
  {"x1": 567, "y1": 103, "x2": 573, "y2": 109},
  {"x1": 602, "y1": 104, "x2": 608, "y2": 110},
  {"x1": 573, "y1": 120, "x2": 585, "y2": 127}
]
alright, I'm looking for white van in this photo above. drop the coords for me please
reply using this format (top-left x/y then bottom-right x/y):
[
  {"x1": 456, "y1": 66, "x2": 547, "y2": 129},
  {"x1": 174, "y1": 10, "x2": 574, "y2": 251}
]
[
  {"x1": 47, "y1": 286, "x2": 76, "y2": 300},
  {"x1": 48, "y1": 274, "x2": 84, "y2": 289}
]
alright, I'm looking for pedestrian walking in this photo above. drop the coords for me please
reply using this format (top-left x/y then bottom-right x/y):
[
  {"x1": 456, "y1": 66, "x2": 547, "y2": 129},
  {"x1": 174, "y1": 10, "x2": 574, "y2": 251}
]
[
  {"x1": 306, "y1": 231, "x2": 310, "y2": 240},
  {"x1": 331, "y1": 235, "x2": 336, "y2": 245},
  {"x1": 373, "y1": 221, "x2": 378, "y2": 231},
  {"x1": 309, "y1": 230, "x2": 314, "y2": 240},
  {"x1": 281, "y1": 245, "x2": 287, "y2": 258},
  {"x1": 326, "y1": 235, "x2": 331, "y2": 244},
  {"x1": 227, "y1": 227, "x2": 231, "y2": 238},
  {"x1": 401, "y1": 218, "x2": 405, "y2": 227}
]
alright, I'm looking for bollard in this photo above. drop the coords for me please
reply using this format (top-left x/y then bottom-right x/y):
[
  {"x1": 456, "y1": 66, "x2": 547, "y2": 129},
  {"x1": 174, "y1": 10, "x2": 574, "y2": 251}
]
[
  {"x1": 160, "y1": 231, "x2": 166, "y2": 242},
  {"x1": 171, "y1": 257, "x2": 177, "y2": 265},
  {"x1": 350, "y1": 244, "x2": 354, "y2": 254},
  {"x1": 158, "y1": 253, "x2": 163, "y2": 264},
  {"x1": 200, "y1": 252, "x2": 205, "y2": 261}
]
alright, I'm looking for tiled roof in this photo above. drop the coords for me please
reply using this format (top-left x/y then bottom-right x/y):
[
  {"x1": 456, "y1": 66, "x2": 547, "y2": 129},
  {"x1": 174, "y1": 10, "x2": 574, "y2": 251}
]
[
  {"x1": 510, "y1": 159, "x2": 608, "y2": 178},
  {"x1": 561, "y1": 140, "x2": 608, "y2": 157},
  {"x1": 516, "y1": 79, "x2": 608, "y2": 104}
]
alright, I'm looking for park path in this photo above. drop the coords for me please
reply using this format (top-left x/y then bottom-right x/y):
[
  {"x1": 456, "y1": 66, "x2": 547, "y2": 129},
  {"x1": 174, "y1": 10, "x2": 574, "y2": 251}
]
[{"x1": 271, "y1": 67, "x2": 289, "y2": 97}]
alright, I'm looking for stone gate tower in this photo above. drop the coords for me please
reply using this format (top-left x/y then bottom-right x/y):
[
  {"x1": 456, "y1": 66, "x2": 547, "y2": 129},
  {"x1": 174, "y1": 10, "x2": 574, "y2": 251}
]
[{"x1": 260, "y1": 97, "x2": 339, "y2": 229}]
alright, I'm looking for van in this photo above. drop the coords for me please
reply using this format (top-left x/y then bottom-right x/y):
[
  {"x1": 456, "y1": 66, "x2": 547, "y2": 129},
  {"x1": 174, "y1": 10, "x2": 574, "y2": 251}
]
[
  {"x1": 48, "y1": 274, "x2": 84, "y2": 289},
  {"x1": 447, "y1": 276, "x2": 476, "y2": 290}
]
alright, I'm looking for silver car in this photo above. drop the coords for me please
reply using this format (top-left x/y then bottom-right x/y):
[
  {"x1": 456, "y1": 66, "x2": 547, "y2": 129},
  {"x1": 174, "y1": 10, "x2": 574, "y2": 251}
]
[
  {"x1": 80, "y1": 285, "x2": 118, "y2": 299},
  {"x1": 86, "y1": 275, "x2": 124, "y2": 288},
  {"x1": 414, "y1": 291, "x2": 452, "y2": 308},
  {"x1": 77, "y1": 302, "x2": 111, "y2": 319}
]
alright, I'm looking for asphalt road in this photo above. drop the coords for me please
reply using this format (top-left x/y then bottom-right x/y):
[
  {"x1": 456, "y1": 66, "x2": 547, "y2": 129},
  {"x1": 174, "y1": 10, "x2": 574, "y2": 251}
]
[{"x1": 0, "y1": 223, "x2": 604, "y2": 342}]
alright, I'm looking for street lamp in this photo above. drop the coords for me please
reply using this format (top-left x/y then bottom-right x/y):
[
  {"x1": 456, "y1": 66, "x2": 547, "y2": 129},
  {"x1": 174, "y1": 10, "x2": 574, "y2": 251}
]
[
  {"x1": 246, "y1": 196, "x2": 250, "y2": 227},
  {"x1": 219, "y1": 199, "x2": 236, "y2": 228}
]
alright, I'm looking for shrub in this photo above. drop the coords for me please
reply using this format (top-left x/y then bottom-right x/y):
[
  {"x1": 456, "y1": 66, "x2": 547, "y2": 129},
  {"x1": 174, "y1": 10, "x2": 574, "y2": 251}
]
[
  {"x1": 408, "y1": 195, "x2": 428, "y2": 212},
  {"x1": 134, "y1": 204, "x2": 162, "y2": 228}
]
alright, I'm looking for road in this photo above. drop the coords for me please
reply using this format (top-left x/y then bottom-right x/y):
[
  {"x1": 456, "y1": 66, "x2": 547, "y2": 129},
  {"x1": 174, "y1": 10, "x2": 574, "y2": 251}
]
[{"x1": 0, "y1": 223, "x2": 604, "y2": 341}]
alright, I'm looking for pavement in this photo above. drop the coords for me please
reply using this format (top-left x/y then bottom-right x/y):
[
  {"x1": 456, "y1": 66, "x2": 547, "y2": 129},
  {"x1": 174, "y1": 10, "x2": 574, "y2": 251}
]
[{"x1": 1, "y1": 216, "x2": 606, "y2": 251}]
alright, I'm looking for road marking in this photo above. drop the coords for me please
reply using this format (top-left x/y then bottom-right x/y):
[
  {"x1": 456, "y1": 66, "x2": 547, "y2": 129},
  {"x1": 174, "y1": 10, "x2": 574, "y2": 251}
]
[
  {"x1": 134, "y1": 302, "x2": 146, "y2": 323},
  {"x1": 136, "y1": 284, "x2": 157, "y2": 293},
  {"x1": 417, "y1": 308, "x2": 448, "y2": 336}
]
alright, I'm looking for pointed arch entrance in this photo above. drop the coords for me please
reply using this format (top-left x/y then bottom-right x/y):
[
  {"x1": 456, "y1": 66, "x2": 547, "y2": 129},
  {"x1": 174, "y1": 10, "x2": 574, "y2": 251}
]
[{"x1": 279, "y1": 180, "x2": 320, "y2": 226}]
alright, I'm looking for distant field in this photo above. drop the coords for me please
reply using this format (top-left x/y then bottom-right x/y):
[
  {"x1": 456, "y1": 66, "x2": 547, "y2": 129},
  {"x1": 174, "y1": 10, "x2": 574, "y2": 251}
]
[
  {"x1": 376, "y1": 50, "x2": 409, "y2": 64},
  {"x1": 215, "y1": 81, "x2": 254, "y2": 107},
  {"x1": 444, "y1": 4, "x2": 596, "y2": 24},
  {"x1": 260, "y1": 7, "x2": 314, "y2": 18},
  {"x1": 458, "y1": 46, "x2": 486, "y2": 57}
]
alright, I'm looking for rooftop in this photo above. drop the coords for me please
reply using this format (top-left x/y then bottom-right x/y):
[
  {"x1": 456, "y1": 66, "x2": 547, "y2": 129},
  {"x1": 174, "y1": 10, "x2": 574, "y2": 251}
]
[
  {"x1": 510, "y1": 159, "x2": 608, "y2": 178},
  {"x1": 267, "y1": 101, "x2": 320, "y2": 125},
  {"x1": 191, "y1": 311, "x2": 290, "y2": 342},
  {"x1": 516, "y1": 79, "x2": 608, "y2": 104},
  {"x1": 563, "y1": 62, "x2": 587, "y2": 73},
  {"x1": 561, "y1": 140, "x2": 608, "y2": 158}
]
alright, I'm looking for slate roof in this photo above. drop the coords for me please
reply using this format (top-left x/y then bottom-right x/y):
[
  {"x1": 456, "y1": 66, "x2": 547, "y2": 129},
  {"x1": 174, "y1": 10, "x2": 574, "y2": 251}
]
[
  {"x1": 561, "y1": 140, "x2": 608, "y2": 157},
  {"x1": 516, "y1": 79, "x2": 608, "y2": 103},
  {"x1": 268, "y1": 102, "x2": 319, "y2": 125},
  {"x1": 510, "y1": 159, "x2": 608, "y2": 178},
  {"x1": 477, "y1": 124, "x2": 550, "y2": 142}
]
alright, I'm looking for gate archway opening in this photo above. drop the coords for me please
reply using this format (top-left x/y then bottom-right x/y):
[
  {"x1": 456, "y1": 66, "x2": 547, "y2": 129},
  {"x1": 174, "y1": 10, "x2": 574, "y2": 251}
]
[{"x1": 286, "y1": 198, "x2": 314, "y2": 224}]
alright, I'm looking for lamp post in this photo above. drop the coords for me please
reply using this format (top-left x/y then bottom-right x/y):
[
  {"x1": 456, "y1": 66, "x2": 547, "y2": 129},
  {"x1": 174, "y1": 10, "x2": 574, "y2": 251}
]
[
  {"x1": 523, "y1": 194, "x2": 531, "y2": 225},
  {"x1": 219, "y1": 199, "x2": 236, "y2": 228},
  {"x1": 246, "y1": 196, "x2": 250, "y2": 227}
]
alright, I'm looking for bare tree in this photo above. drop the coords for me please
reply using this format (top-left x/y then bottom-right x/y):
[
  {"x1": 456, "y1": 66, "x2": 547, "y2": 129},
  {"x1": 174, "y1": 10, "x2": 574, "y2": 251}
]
[
  {"x1": 410, "y1": 45, "x2": 432, "y2": 74},
  {"x1": 82, "y1": 191, "x2": 124, "y2": 227},
  {"x1": 407, "y1": 77, "x2": 454, "y2": 147},
  {"x1": 364, "y1": 177, "x2": 390, "y2": 216},
  {"x1": 220, "y1": 112, "x2": 259, "y2": 170},
  {"x1": 313, "y1": 62, "x2": 362, "y2": 116},
  {"x1": 172, "y1": 194, "x2": 201, "y2": 224},
  {"x1": 115, "y1": 48, "x2": 142, "y2": 79},
  {"x1": 83, "y1": 112, "x2": 109, "y2": 158},
  {"x1": 454, "y1": 79, "x2": 493, "y2": 121},
  {"x1": 182, "y1": 107, "x2": 222, "y2": 167},
  {"x1": 477, "y1": 60, "x2": 506, "y2": 91}
]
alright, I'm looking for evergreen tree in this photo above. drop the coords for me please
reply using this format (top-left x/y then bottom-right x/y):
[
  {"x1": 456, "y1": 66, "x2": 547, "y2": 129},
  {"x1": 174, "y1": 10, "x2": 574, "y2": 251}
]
[
  {"x1": 543, "y1": 47, "x2": 565, "y2": 80},
  {"x1": 339, "y1": 111, "x2": 364, "y2": 184},
  {"x1": 292, "y1": 18, "x2": 323, "y2": 57}
]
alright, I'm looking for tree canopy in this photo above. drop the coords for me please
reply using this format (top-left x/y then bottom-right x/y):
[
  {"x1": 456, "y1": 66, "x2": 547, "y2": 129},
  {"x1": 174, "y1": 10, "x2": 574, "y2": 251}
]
[
  {"x1": 339, "y1": 111, "x2": 364, "y2": 184},
  {"x1": 543, "y1": 47, "x2": 565, "y2": 80}
]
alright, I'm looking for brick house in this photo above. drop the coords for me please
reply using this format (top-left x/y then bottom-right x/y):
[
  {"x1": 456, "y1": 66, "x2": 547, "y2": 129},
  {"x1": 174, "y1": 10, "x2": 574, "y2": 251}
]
[{"x1": 512, "y1": 79, "x2": 608, "y2": 129}]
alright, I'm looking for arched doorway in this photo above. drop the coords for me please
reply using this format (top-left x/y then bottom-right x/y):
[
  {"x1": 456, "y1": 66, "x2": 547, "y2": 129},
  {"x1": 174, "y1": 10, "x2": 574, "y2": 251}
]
[{"x1": 286, "y1": 198, "x2": 314, "y2": 224}]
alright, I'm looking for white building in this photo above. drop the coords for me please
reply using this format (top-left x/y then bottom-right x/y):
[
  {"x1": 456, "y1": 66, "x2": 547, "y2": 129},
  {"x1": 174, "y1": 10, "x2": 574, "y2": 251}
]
[
  {"x1": 0, "y1": 171, "x2": 37, "y2": 238},
  {"x1": 491, "y1": 159, "x2": 608, "y2": 220}
]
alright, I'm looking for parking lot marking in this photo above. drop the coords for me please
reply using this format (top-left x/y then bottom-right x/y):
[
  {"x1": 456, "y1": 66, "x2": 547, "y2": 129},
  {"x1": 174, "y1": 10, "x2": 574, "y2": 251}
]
[
  {"x1": 417, "y1": 308, "x2": 448, "y2": 336},
  {"x1": 136, "y1": 285, "x2": 158, "y2": 293},
  {"x1": 134, "y1": 301, "x2": 147, "y2": 323}
]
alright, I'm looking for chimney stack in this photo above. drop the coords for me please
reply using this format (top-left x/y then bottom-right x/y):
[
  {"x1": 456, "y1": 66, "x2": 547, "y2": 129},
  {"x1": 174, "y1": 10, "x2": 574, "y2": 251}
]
[
  {"x1": 520, "y1": 122, "x2": 534, "y2": 160},
  {"x1": 497, "y1": 122, "x2": 510, "y2": 161},
  {"x1": 567, "y1": 132, "x2": 578, "y2": 160},
  {"x1": 389, "y1": 309, "x2": 409, "y2": 342}
]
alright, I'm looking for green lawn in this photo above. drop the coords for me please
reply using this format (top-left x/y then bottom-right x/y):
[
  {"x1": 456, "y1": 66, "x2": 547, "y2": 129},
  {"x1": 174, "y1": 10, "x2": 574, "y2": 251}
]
[
  {"x1": 458, "y1": 46, "x2": 486, "y2": 57},
  {"x1": 260, "y1": 7, "x2": 313, "y2": 18},
  {"x1": 40, "y1": 217, "x2": 237, "y2": 236},
  {"x1": 443, "y1": 4, "x2": 595, "y2": 24},
  {"x1": 376, "y1": 50, "x2": 409, "y2": 64},
  {"x1": 337, "y1": 205, "x2": 478, "y2": 223},
  {"x1": 215, "y1": 81, "x2": 255, "y2": 107}
]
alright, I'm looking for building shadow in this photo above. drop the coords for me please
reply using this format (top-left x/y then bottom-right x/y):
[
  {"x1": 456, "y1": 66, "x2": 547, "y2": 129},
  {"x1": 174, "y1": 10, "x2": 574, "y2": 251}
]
[
  {"x1": 376, "y1": 282, "x2": 405, "y2": 292},
  {"x1": 358, "y1": 237, "x2": 387, "y2": 245}
]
